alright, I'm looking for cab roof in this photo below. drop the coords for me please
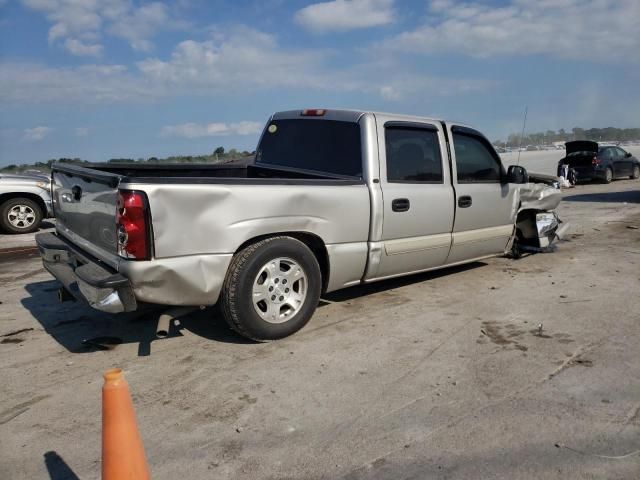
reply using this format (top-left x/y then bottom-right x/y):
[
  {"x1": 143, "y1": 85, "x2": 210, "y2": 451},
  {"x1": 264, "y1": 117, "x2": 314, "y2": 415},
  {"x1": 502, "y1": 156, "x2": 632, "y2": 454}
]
[{"x1": 271, "y1": 108, "x2": 446, "y2": 126}]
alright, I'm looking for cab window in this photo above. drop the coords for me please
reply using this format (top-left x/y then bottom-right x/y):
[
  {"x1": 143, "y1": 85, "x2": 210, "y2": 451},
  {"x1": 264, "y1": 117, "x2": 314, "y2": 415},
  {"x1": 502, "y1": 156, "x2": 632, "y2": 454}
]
[
  {"x1": 452, "y1": 133, "x2": 502, "y2": 183},
  {"x1": 385, "y1": 127, "x2": 443, "y2": 183}
]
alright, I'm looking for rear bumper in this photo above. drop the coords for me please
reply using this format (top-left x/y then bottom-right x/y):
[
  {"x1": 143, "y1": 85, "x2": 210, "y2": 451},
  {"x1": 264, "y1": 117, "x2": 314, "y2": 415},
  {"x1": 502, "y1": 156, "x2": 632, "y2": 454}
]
[
  {"x1": 37, "y1": 232, "x2": 234, "y2": 311},
  {"x1": 36, "y1": 232, "x2": 136, "y2": 313},
  {"x1": 562, "y1": 166, "x2": 606, "y2": 182}
]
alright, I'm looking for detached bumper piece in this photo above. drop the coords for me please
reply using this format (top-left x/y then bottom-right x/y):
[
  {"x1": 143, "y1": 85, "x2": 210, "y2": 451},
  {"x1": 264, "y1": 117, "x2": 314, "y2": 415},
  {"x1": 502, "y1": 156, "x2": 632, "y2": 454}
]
[
  {"x1": 36, "y1": 232, "x2": 137, "y2": 313},
  {"x1": 514, "y1": 211, "x2": 569, "y2": 254},
  {"x1": 535, "y1": 212, "x2": 564, "y2": 248}
]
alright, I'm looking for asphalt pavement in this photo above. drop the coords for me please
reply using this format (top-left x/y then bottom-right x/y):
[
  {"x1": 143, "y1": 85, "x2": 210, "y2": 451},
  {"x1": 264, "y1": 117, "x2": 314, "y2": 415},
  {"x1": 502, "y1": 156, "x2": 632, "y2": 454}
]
[{"x1": 0, "y1": 180, "x2": 639, "y2": 479}]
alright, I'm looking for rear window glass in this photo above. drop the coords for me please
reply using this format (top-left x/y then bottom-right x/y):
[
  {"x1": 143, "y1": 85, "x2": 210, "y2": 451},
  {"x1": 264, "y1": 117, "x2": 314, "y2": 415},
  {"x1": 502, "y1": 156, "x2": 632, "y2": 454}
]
[{"x1": 256, "y1": 119, "x2": 362, "y2": 178}]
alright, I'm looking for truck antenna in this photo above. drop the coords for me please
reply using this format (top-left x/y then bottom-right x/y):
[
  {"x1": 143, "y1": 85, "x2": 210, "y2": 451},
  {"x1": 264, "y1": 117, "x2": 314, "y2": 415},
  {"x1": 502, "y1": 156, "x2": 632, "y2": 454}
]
[{"x1": 516, "y1": 105, "x2": 528, "y2": 166}]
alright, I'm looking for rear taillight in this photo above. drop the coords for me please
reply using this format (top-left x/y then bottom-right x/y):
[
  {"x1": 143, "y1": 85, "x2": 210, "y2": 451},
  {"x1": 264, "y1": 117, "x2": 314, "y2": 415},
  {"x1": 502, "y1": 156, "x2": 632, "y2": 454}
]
[
  {"x1": 301, "y1": 109, "x2": 326, "y2": 116},
  {"x1": 592, "y1": 156, "x2": 601, "y2": 165},
  {"x1": 116, "y1": 190, "x2": 150, "y2": 260}
]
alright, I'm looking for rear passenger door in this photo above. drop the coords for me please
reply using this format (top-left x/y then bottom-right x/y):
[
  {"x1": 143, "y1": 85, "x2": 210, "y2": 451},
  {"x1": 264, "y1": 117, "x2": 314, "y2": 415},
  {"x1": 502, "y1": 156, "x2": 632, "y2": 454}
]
[
  {"x1": 372, "y1": 116, "x2": 455, "y2": 279},
  {"x1": 446, "y1": 125, "x2": 517, "y2": 264},
  {"x1": 601, "y1": 147, "x2": 617, "y2": 175}
]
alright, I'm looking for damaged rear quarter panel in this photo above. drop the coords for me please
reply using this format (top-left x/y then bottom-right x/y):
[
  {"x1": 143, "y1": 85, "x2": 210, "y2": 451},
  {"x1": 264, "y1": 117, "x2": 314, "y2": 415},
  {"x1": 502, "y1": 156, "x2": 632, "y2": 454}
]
[{"x1": 127, "y1": 182, "x2": 372, "y2": 258}]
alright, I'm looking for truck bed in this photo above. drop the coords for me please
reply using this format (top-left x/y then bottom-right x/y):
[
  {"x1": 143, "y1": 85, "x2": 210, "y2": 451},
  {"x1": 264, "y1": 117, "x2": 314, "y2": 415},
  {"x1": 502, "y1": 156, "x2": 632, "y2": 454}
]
[{"x1": 70, "y1": 161, "x2": 362, "y2": 184}]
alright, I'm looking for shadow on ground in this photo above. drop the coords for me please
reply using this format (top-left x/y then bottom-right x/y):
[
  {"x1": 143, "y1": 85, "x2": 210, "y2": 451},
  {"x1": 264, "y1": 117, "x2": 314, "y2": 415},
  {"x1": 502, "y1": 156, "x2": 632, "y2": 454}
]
[
  {"x1": 22, "y1": 262, "x2": 485, "y2": 356},
  {"x1": 322, "y1": 262, "x2": 484, "y2": 302},
  {"x1": 44, "y1": 451, "x2": 80, "y2": 480},
  {"x1": 39, "y1": 220, "x2": 55, "y2": 230},
  {"x1": 563, "y1": 189, "x2": 640, "y2": 204},
  {"x1": 21, "y1": 280, "x2": 252, "y2": 356}
]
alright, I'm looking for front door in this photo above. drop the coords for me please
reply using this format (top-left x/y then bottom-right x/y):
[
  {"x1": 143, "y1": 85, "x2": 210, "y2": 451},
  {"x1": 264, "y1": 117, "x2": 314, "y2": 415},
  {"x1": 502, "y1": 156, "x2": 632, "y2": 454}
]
[
  {"x1": 613, "y1": 147, "x2": 631, "y2": 176},
  {"x1": 371, "y1": 115, "x2": 455, "y2": 279},
  {"x1": 446, "y1": 125, "x2": 518, "y2": 264}
]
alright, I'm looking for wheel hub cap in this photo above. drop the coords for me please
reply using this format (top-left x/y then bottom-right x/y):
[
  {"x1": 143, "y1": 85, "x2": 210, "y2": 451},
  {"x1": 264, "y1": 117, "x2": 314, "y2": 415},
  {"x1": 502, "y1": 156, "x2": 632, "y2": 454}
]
[
  {"x1": 252, "y1": 257, "x2": 307, "y2": 324},
  {"x1": 8, "y1": 205, "x2": 35, "y2": 228}
]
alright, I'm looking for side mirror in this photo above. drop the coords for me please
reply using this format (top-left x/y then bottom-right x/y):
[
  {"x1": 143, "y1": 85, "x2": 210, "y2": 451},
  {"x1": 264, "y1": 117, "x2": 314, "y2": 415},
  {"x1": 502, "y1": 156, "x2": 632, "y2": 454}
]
[
  {"x1": 507, "y1": 165, "x2": 528, "y2": 184},
  {"x1": 625, "y1": 152, "x2": 632, "y2": 158}
]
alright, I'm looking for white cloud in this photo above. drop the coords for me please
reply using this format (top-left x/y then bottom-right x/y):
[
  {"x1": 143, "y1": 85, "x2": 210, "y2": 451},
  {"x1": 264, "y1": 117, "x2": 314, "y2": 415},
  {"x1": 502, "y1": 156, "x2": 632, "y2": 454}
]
[
  {"x1": 376, "y1": 75, "x2": 493, "y2": 101},
  {"x1": 109, "y1": 2, "x2": 174, "y2": 52},
  {"x1": 383, "y1": 0, "x2": 640, "y2": 62},
  {"x1": 161, "y1": 121, "x2": 263, "y2": 138},
  {"x1": 21, "y1": 0, "x2": 180, "y2": 55},
  {"x1": 0, "y1": 26, "x2": 494, "y2": 105},
  {"x1": 295, "y1": 0, "x2": 395, "y2": 33},
  {"x1": 64, "y1": 38, "x2": 103, "y2": 57},
  {"x1": 22, "y1": 126, "x2": 53, "y2": 141},
  {"x1": 136, "y1": 26, "x2": 330, "y2": 92},
  {"x1": 75, "y1": 127, "x2": 89, "y2": 137},
  {"x1": 0, "y1": 63, "x2": 152, "y2": 104}
]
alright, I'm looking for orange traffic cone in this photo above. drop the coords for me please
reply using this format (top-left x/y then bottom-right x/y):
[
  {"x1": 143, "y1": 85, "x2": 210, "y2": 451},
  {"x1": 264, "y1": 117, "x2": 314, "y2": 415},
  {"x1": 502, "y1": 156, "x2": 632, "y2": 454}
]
[{"x1": 102, "y1": 368, "x2": 151, "y2": 480}]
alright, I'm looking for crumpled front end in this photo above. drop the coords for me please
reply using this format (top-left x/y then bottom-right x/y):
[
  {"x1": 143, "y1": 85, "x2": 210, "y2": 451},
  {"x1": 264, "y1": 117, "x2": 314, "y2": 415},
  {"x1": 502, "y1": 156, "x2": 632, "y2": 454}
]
[
  {"x1": 511, "y1": 180, "x2": 569, "y2": 253},
  {"x1": 534, "y1": 211, "x2": 568, "y2": 248},
  {"x1": 519, "y1": 182, "x2": 563, "y2": 212}
]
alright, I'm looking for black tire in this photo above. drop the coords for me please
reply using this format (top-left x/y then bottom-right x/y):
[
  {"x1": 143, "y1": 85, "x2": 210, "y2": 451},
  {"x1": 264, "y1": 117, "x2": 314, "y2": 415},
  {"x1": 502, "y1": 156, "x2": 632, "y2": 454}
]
[
  {"x1": 631, "y1": 165, "x2": 639, "y2": 179},
  {"x1": 221, "y1": 236, "x2": 322, "y2": 341},
  {"x1": 604, "y1": 167, "x2": 613, "y2": 184},
  {"x1": 0, "y1": 197, "x2": 43, "y2": 234},
  {"x1": 510, "y1": 240, "x2": 522, "y2": 260}
]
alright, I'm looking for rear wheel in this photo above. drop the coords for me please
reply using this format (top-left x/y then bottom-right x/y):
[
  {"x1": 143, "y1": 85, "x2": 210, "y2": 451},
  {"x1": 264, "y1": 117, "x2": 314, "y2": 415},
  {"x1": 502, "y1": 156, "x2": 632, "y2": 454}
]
[
  {"x1": 604, "y1": 167, "x2": 613, "y2": 184},
  {"x1": 221, "y1": 236, "x2": 322, "y2": 341},
  {"x1": 0, "y1": 197, "x2": 43, "y2": 234},
  {"x1": 631, "y1": 165, "x2": 639, "y2": 179}
]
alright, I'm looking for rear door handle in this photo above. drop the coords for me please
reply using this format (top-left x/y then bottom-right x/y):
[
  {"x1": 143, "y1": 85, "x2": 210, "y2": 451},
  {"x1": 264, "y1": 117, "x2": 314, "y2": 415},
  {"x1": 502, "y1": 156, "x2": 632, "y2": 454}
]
[
  {"x1": 458, "y1": 195, "x2": 472, "y2": 208},
  {"x1": 392, "y1": 198, "x2": 410, "y2": 212}
]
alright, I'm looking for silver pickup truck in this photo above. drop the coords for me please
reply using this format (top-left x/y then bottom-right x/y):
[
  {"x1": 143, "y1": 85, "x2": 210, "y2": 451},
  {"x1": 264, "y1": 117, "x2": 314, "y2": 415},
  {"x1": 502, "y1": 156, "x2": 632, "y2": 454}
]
[
  {"x1": 1, "y1": 172, "x2": 53, "y2": 234},
  {"x1": 36, "y1": 109, "x2": 564, "y2": 340}
]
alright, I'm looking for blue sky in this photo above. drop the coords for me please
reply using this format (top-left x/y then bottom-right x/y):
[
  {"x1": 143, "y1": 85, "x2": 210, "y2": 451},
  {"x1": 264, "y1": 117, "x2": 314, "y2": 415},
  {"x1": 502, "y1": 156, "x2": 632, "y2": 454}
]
[{"x1": 1, "y1": 0, "x2": 639, "y2": 165}]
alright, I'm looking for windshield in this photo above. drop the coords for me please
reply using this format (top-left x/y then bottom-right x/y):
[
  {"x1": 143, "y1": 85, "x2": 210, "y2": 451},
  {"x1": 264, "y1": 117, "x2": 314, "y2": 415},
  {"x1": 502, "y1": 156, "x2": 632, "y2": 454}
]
[{"x1": 256, "y1": 119, "x2": 362, "y2": 178}]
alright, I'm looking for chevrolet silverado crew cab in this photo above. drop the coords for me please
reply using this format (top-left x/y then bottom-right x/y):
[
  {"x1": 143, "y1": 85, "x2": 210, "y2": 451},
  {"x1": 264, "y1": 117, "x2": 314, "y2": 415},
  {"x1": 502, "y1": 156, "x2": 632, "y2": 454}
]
[{"x1": 37, "y1": 109, "x2": 565, "y2": 340}]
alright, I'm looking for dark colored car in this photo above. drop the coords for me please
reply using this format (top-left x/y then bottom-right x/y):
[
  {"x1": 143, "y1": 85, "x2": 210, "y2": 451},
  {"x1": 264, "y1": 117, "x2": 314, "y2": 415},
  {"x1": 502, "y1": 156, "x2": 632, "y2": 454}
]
[{"x1": 557, "y1": 141, "x2": 640, "y2": 183}]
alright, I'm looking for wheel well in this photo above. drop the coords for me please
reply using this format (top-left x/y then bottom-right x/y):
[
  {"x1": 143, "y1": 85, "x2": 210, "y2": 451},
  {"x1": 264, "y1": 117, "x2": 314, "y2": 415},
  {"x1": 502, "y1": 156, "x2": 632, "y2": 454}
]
[
  {"x1": 515, "y1": 209, "x2": 539, "y2": 246},
  {"x1": 0, "y1": 193, "x2": 47, "y2": 216},
  {"x1": 235, "y1": 232, "x2": 330, "y2": 294}
]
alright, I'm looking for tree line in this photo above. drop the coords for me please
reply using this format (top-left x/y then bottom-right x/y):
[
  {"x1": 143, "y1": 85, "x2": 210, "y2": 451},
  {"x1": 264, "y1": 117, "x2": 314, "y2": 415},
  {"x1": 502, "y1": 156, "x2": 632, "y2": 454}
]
[
  {"x1": 495, "y1": 127, "x2": 640, "y2": 148},
  {"x1": 0, "y1": 146, "x2": 254, "y2": 174}
]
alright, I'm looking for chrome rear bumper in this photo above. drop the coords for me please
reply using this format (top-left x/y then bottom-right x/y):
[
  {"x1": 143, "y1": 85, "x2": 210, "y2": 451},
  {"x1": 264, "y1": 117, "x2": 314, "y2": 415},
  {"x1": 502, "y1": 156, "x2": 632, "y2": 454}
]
[{"x1": 36, "y1": 232, "x2": 137, "y2": 313}]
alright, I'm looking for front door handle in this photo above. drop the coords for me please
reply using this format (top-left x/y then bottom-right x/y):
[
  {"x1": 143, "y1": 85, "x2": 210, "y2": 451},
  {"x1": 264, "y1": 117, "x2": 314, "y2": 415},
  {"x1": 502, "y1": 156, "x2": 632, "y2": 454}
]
[
  {"x1": 458, "y1": 195, "x2": 472, "y2": 208},
  {"x1": 392, "y1": 198, "x2": 410, "y2": 212}
]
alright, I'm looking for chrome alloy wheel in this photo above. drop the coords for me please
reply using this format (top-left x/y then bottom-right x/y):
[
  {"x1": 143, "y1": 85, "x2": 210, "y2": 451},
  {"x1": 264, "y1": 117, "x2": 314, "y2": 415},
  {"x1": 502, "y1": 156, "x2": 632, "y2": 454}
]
[
  {"x1": 252, "y1": 257, "x2": 308, "y2": 324},
  {"x1": 7, "y1": 204, "x2": 36, "y2": 229}
]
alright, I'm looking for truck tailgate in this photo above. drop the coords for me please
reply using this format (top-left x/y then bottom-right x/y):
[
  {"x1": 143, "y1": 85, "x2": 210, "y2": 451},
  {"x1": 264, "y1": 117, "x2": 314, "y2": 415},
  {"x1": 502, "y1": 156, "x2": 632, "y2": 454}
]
[{"x1": 52, "y1": 164, "x2": 122, "y2": 266}]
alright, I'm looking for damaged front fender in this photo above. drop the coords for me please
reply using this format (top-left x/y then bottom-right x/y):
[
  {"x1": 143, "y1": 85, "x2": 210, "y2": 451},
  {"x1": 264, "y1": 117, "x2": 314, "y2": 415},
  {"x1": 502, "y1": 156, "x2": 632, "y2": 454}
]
[{"x1": 512, "y1": 180, "x2": 569, "y2": 252}]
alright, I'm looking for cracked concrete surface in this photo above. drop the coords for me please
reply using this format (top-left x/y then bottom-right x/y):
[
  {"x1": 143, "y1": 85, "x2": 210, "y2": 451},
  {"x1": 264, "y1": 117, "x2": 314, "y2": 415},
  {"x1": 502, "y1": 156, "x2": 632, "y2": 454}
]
[{"x1": 0, "y1": 180, "x2": 639, "y2": 479}]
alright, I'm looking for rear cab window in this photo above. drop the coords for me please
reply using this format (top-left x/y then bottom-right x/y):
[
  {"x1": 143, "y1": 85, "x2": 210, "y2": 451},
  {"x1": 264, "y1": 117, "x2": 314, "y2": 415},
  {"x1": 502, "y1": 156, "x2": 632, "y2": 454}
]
[{"x1": 255, "y1": 119, "x2": 362, "y2": 178}]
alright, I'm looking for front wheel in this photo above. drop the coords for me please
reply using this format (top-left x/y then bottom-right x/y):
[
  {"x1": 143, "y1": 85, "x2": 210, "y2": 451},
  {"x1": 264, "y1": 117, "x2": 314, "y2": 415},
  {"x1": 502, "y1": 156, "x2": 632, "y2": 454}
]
[
  {"x1": 0, "y1": 197, "x2": 43, "y2": 234},
  {"x1": 221, "y1": 236, "x2": 322, "y2": 341},
  {"x1": 631, "y1": 165, "x2": 639, "y2": 179}
]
